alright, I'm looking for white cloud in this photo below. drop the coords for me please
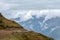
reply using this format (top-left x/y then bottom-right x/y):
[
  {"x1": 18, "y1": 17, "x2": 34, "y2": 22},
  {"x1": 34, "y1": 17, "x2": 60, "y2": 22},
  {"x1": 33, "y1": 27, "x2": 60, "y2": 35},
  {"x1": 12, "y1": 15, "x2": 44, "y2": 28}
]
[
  {"x1": 5, "y1": 9, "x2": 60, "y2": 23},
  {"x1": 1, "y1": 0, "x2": 60, "y2": 10},
  {"x1": 21, "y1": 11, "x2": 33, "y2": 21},
  {"x1": 0, "y1": 2, "x2": 9, "y2": 11},
  {"x1": 43, "y1": 9, "x2": 60, "y2": 23},
  {"x1": 0, "y1": 1, "x2": 20, "y2": 12}
]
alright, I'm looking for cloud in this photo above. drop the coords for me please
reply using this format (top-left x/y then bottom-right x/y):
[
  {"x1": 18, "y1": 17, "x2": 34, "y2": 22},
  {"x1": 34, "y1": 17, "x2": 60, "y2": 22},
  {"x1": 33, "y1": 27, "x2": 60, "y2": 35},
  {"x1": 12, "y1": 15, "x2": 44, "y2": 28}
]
[
  {"x1": 1, "y1": 0, "x2": 60, "y2": 23},
  {"x1": 4, "y1": 9, "x2": 60, "y2": 23},
  {"x1": 0, "y1": 0, "x2": 60, "y2": 11},
  {"x1": 20, "y1": 11, "x2": 32, "y2": 21},
  {"x1": 43, "y1": 9, "x2": 60, "y2": 23},
  {"x1": 0, "y1": 2, "x2": 9, "y2": 11},
  {"x1": 0, "y1": 0, "x2": 20, "y2": 12}
]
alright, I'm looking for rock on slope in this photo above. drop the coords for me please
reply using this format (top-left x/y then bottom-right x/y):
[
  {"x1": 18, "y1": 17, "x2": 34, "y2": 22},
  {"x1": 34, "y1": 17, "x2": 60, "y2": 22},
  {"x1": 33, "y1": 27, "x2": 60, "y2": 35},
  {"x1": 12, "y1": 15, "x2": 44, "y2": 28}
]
[{"x1": 0, "y1": 13, "x2": 54, "y2": 40}]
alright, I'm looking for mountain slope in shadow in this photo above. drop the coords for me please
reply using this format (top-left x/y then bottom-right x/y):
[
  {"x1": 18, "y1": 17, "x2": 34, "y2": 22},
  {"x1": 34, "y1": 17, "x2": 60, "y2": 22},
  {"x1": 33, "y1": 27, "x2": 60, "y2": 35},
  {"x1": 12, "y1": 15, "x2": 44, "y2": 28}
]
[{"x1": 0, "y1": 13, "x2": 54, "y2": 40}]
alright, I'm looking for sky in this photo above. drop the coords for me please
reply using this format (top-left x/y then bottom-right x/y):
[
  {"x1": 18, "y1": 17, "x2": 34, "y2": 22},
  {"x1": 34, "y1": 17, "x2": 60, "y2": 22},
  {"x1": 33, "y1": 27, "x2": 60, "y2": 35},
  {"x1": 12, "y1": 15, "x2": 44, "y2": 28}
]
[
  {"x1": 2, "y1": 10, "x2": 60, "y2": 22},
  {"x1": 0, "y1": 0, "x2": 60, "y2": 11},
  {"x1": 0, "y1": 0, "x2": 60, "y2": 19}
]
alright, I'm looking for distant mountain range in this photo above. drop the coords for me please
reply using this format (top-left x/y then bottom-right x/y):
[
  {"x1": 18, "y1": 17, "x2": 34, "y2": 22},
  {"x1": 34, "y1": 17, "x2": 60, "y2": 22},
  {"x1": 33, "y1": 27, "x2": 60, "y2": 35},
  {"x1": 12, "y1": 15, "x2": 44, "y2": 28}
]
[
  {"x1": 0, "y1": 13, "x2": 53, "y2": 40},
  {"x1": 11, "y1": 14, "x2": 60, "y2": 40}
]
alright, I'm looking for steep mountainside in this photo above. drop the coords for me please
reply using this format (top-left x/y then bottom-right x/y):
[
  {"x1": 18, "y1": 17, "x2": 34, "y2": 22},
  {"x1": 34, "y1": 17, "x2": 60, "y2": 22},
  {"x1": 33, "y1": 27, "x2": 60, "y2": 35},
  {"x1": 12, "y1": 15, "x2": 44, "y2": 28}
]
[
  {"x1": 0, "y1": 13, "x2": 54, "y2": 40},
  {"x1": 0, "y1": 13, "x2": 23, "y2": 29}
]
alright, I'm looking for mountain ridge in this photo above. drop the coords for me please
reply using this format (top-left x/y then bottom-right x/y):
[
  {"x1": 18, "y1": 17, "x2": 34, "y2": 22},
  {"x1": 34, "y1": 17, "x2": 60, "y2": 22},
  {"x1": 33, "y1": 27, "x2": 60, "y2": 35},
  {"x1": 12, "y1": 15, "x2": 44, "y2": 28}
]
[
  {"x1": 0, "y1": 13, "x2": 24, "y2": 29},
  {"x1": 0, "y1": 13, "x2": 54, "y2": 40}
]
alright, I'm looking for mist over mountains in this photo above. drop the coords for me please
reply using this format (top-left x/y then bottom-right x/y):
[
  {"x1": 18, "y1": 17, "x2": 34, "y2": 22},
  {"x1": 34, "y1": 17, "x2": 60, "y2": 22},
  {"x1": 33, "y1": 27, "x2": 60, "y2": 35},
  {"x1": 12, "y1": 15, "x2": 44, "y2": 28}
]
[{"x1": 2, "y1": 9, "x2": 60, "y2": 40}]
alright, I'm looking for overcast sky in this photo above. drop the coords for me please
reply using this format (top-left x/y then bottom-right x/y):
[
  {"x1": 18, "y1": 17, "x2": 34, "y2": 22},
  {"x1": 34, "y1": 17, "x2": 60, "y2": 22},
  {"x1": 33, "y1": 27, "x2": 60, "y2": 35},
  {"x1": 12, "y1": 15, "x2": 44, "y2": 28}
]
[
  {"x1": 0, "y1": 0, "x2": 60, "y2": 11},
  {"x1": 0, "y1": 0, "x2": 60, "y2": 19}
]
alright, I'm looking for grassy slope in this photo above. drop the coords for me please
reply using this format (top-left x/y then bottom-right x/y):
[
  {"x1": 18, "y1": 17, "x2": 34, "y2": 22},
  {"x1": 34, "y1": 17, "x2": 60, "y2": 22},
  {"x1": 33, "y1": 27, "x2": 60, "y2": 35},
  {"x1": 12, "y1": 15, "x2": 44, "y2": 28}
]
[
  {"x1": 0, "y1": 31, "x2": 54, "y2": 40},
  {"x1": 0, "y1": 13, "x2": 54, "y2": 40},
  {"x1": 0, "y1": 13, "x2": 23, "y2": 29}
]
